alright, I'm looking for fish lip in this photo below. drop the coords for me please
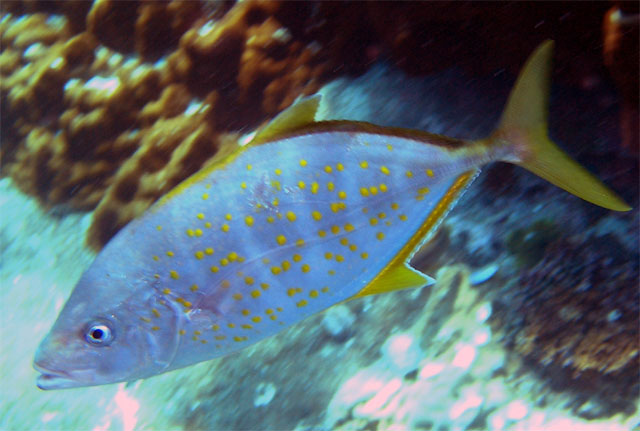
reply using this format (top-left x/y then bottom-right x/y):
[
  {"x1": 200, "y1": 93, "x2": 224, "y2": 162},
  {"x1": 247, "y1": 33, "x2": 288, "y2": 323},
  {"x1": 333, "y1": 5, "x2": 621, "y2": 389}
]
[{"x1": 33, "y1": 363, "x2": 79, "y2": 390}]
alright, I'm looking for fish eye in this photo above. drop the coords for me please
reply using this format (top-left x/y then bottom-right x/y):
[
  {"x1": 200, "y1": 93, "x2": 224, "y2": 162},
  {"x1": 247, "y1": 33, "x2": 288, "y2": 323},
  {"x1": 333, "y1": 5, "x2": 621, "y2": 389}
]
[{"x1": 85, "y1": 322, "x2": 114, "y2": 346}]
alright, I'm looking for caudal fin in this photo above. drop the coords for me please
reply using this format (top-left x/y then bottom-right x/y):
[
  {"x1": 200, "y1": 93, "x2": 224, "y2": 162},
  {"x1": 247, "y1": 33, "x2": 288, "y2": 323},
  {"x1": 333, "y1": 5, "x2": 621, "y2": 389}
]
[{"x1": 488, "y1": 40, "x2": 631, "y2": 211}]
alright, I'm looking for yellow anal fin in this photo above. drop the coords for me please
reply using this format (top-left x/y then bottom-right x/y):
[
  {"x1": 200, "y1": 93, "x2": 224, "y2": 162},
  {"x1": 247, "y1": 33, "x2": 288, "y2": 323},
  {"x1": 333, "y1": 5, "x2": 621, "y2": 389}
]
[
  {"x1": 353, "y1": 263, "x2": 435, "y2": 298},
  {"x1": 251, "y1": 95, "x2": 321, "y2": 145}
]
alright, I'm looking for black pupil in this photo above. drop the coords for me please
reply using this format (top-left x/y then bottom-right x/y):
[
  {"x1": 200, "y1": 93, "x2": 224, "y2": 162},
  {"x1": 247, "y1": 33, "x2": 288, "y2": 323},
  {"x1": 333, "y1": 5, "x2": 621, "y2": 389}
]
[{"x1": 91, "y1": 328, "x2": 104, "y2": 340}]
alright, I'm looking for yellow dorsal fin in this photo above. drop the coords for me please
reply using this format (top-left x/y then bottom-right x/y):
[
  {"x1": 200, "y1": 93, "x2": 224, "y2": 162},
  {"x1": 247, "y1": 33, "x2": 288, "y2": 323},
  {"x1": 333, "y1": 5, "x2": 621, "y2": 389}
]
[
  {"x1": 352, "y1": 263, "x2": 434, "y2": 298},
  {"x1": 251, "y1": 95, "x2": 321, "y2": 145}
]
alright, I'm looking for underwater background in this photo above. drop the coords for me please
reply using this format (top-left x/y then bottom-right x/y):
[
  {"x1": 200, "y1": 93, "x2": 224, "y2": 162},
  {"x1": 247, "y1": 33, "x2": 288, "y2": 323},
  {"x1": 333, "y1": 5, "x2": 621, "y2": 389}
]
[{"x1": 1, "y1": 1, "x2": 638, "y2": 430}]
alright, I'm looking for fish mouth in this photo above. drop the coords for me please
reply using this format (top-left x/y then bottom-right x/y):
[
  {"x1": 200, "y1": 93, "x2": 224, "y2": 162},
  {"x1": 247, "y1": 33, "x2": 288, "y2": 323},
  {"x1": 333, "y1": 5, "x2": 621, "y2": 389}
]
[{"x1": 34, "y1": 363, "x2": 81, "y2": 390}]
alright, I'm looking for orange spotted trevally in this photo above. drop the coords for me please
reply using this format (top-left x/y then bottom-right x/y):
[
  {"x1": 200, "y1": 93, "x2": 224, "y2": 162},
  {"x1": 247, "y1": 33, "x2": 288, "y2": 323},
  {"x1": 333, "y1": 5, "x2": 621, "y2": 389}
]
[{"x1": 34, "y1": 40, "x2": 630, "y2": 389}]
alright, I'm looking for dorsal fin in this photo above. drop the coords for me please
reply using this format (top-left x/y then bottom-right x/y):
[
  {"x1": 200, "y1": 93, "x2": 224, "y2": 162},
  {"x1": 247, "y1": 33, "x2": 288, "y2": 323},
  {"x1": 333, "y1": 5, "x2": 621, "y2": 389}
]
[{"x1": 251, "y1": 95, "x2": 321, "y2": 145}]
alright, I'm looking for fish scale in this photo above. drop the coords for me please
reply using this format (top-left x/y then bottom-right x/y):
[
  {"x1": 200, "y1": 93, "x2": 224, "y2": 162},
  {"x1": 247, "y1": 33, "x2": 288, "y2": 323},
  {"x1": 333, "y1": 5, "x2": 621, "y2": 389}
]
[
  {"x1": 34, "y1": 41, "x2": 631, "y2": 389},
  {"x1": 133, "y1": 131, "x2": 471, "y2": 361}
]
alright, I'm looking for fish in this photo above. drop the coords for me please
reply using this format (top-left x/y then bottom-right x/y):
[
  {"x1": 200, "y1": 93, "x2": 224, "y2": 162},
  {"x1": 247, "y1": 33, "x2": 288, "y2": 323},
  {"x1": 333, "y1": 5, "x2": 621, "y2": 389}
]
[{"x1": 33, "y1": 40, "x2": 630, "y2": 390}]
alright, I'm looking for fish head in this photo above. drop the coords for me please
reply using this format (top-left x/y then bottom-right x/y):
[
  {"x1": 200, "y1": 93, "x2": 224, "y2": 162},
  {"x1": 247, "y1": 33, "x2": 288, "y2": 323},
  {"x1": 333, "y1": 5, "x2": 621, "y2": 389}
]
[{"x1": 34, "y1": 261, "x2": 181, "y2": 389}]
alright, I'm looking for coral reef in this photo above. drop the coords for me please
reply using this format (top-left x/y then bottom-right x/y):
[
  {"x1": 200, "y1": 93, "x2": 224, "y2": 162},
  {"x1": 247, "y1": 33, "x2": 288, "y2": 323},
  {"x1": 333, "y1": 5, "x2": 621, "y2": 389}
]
[
  {"x1": 1, "y1": 1, "x2": 636, "y2": 249},
  {"x1": 493, "y1": 233, "x2": 639, "y2": 417}
]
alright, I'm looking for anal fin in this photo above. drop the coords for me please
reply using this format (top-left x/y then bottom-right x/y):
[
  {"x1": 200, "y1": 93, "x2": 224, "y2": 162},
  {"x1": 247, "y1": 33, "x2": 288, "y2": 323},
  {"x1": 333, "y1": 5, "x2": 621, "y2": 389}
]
[{"x1": 352, "y1": 263, "x2": 435, "y2": 299}]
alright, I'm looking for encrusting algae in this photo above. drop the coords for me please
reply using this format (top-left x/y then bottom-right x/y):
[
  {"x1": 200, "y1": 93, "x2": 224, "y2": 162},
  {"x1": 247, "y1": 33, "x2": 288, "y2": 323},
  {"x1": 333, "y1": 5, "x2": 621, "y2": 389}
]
[{"x1": 34, "y1": 41, "x2": 630, "y2": 389}]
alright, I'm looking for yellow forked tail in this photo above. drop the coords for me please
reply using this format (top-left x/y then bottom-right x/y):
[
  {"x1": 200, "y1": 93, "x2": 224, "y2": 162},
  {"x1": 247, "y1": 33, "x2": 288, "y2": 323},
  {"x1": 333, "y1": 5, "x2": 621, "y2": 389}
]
[{"x1": 487, "y1": 40, "x2": 631, "y2": 211}]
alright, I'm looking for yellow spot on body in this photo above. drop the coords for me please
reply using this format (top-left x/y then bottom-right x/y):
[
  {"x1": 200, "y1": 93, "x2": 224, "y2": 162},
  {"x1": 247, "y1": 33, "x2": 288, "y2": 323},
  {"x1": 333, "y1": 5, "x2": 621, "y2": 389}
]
[
  {"x1": 360, "y1": 187, "x2": 370, "y2": 197},
  {"x1": 335, "y1": 255, "x2": 344, "y2": 262},
  {"x1": 324, "y1": 252, "x2": 333, "y2": 259},
  {"x1": 426, "y1": 169, "x2": 434, "y2": 177},
  {"x1": 340, "y1": 238, "x2": 349, "y2": 246},
  {"x1": 220, "y1": 258, "x2": 229, "y2": 266},
  {"x1": 336, "y1": 163, "x2": 344, "y2": 171},
  {"x1": 205, "y1": 247, "x2": 214, "y2": 255},
  {"x1": 246, "y1": 164, "x2": 253, "y2": 170},
  {"x1": 301, "y1": 263, "x2": 310, "y2": 273},
  {"x1": 267, "y1": 216, "x2": 275, "y2": 223},
  {"x1": 287, "y1": 288, "x2": 297, "y2": 297},
  {"x1": 399, "y1": 214, "x2": 408, "y2": 221},
  {"x1": 418, "y1": 187, "x2": 430, "y2": 194},
  {"x1": 205, "y1": 222, "x2": 212, "y2": 228},
  {"x1": 299, "y1": 159, "x2": 308, "y2": 167},
  {"x1": 221, "y1": 280, "x2": 231, "y2": 288},
  {"x1": 376, "y1": 232, "x2": 385, "y2": 240},
  {"x1": 271, "y1": 266, "x2": 282, "y2": 275},
  {"x1": 309, "y1": 290, "x2": 319, "y2": 298},
  {"x1": 156, "y1": 225, "x2": 162, "y2": 231},
  {"x1": 331, "y1": 225, "x2": 340, "y2": 234},
  {"x1": 241, "y1": 181, "x2": 247, "y2": 189},
  {"x1": 195, "y1": 251, "x2": 205, "y2": 259},
  {"x1": 370, "y1": 217, "x2": 378, "y2": 226},
  {"x1": 360, "y1": 161, "x2": 369, "y2": 169},
  {"x1": 270, "y1": 315, "x2": 277, "y2": 321},
  {"x1": 349, "y1": 244, "x2": 357, "y2": 252},
  {"x1": 324, "y1": 165, "x2": 333, "y2": 174},
  {"x1": 295, "y1": 238, "x2": 305, "y2": 248},
  {"x1": 322, "y1": 286, "x2": 329, "y2": 293},
  {"x1": 338, "y1": 191, "x2": 347, "y2": 200},
  {"x1": 152, "y1": 326, "x2": 160, "y2": 331},
  {"x1": 221, "y1": 224, "x2": 230, "y2": 233},
  {"x1": 234, "y1": 336, "x2": 248, "y2": 342},
  {"x1": 197, "y1": 213, "x2": 205, "y2": 220},
  {"x1": 242, "y1": 309, "x2": 251, "y2": 316},
  {"x1": 190, "y1": 284, "x2": 199, "y2": 292},
  {"x1": 379, "y1": 183, "x2": 388, "y2": 193},
  {"x1": 330, "y1": 202, "x2": 340, "y2": 213},
  {"x1": 242, "y1": 215, "x2": 254, "y2": 227},
  {"x1": 276, "y1": 234, "x2": 287, "y2": 246},
  {"x1": 271, "y1": 180, "x2": 281, "y2": 191},
  {"x1": 212, "y1": 324, "x2": 220, "y2": 331},
  {"x1": 293, "y1": 254, "x2": 302, "y2": 262},
  {"x1": 286, "y1": 211, "x2": 297, "y2": 222},
  {"x1": 201, "y1": 340, "x2": 207, "y2": 344},
  {"x1": 406, "y1": 170, "x2": 413, "y2": 178},
  {"x1": 202, "y1": 193, "x2": 209, "y2": 200},
  {"x1": 311, "y1": 182, "x2": 319, "y2": 194},
  {"x1": 154, "y1": 274, "x2": 160, "y2": 279},
  {"x1": 251, "y1": 290, "x2": 261, "y2": 298},
  {"x1": 297, "y1": 299, "x2": 308, "y2": 307},
  {"x1": 281, "y1": 260, "x2": 291, "y2": 271},
  {"x1": 361, "y1": 252, "x2": 369, "y2": 259},
  {"x1": 228, "y1": 323, "x2": 236, "y2": 328},
  {"x1": 318, "y1": 229, "x2": 327, "y2": 238},
  {"x1": 233, "y1": 293, "x2": 243, "y2": 301},
  {"x1": 194, "y1": 330, "x2": 202, "y2": 335},
  {"x1": 210, "y1": 266, "x2": 219, "y2": 273},
  {"x1": 225, "y1": 213, "x2": 232, "y2": 221},
  {"x1": 344, "y1": 223, "x2": 354, "y2": 232},
  {"x1": 244, "y1": 276, "x2": 254, "y2": 285},
  {"x1": 380, "y1": 165, "x2": 390, "y2": 175},
  {"x1": 298, "y1": 180, "x2": 306, "y2": 189},
  {"x1": 179, "y1": 329, "x2": 186, "y2": 335},
  {"x1": 275, "y1": 168, "x2": 282, "y2": 175},
  {"x1": 310, "y1": 211, "x2": 322, "y2": 222},
  {"x1": 272, "y1": 198, "x2": 279, "y2": 207},
  {"x1": 262, "y1": 257, "x2": 270, "y2": 264},
  {"x1": 151, "y1": 308, "x2": 161, "y2": 318},
  {"x1": 195, "y1": 229, "x2": 203, "y2": 237},
  {"x1": 261, "y1": 283, "x2": 269, "y2": 290},
  {"x1": 215, "y1": 335, "x2": 226, "y2": 340},
  {"x1": 369, "y1": 186, "x2": 379, "y2": 195},
  {"x1": 391, "y1": 202, "x2": 399, "y2": 210},
  {"x1": 386, "y1": 144, "x2": 393, "y2": 151},
  {"x1": 327, "y1": 182, "x2": 335, "y2": 192},
  {"x1": 265, "y1": 308, "x2": 274, "y2": 315},
  {"x1": 192, "y1": 336, "x2": 199, "y2": 341},
  {"x1": 186, "y1": 229, "x2": 194, "y2": 237},
  {"x1": 378, "y1": 212, "x2": 386, "y2": 219},
  {"x1": 153, "y1": 255, "x2": 159, "y2": 262},
  {"x1": 162, "y1": 288, "x2": 171, "y2": 295},
  {"x1": 228, "y1": 252, "x2": 238, "y2": 261},
  {"x1": 252, "y1": 316, "x2": 262, "y2": 323},
  {"x1": 170, "y1": 270, "x2": 179, "y2": 280}
]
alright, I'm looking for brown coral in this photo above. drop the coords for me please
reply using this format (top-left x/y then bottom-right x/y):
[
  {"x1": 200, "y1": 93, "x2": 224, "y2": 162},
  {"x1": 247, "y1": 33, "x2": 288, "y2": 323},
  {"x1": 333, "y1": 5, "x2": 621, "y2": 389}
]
[{"x1": 492, "y1": 233, "x2": 639, "y2": 416}]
